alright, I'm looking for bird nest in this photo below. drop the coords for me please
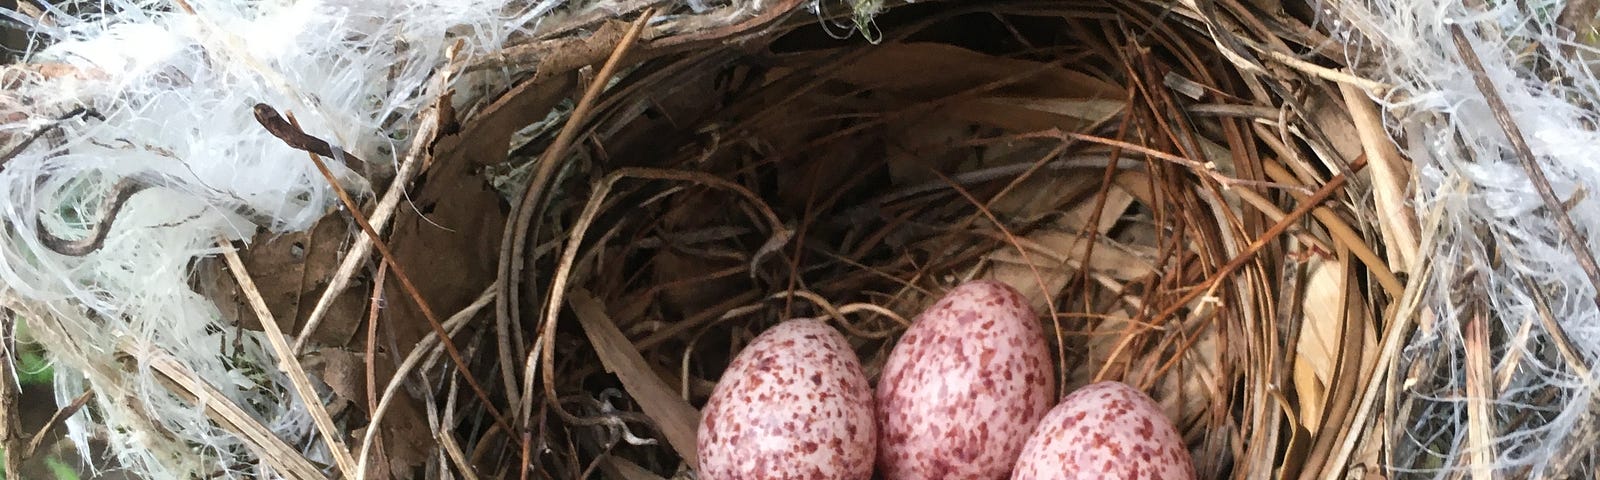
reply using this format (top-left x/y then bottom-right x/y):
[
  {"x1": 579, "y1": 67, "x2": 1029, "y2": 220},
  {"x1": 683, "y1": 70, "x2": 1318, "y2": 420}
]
[
  {"x1": 0, "y1": 0, "x2": 1412, "y2": 478},
  {"x1": 384, "y1": 0, "x2": 1405, "y2": 478}
]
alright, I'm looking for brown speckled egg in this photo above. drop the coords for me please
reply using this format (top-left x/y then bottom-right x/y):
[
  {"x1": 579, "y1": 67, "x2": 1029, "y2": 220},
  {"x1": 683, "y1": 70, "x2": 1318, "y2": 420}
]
[
  {"x1": 876, "y1": 280, "x2": 1055, "y2": 479},
  {"x1": 696, "y1": 318, "x2": 875, "y2": 480},
  {"x1": 1011, "y1": 381, "x2": 1196, "y2": 480}
]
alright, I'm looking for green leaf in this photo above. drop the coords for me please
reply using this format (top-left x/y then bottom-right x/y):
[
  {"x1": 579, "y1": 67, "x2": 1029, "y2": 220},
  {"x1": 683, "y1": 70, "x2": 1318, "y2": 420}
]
[
  {"x1": 45, "y1": 457, "x2": 81, "y2": 480},
  {"x1": 17, "y1": 348, "x2": 53, "y2": 386}
]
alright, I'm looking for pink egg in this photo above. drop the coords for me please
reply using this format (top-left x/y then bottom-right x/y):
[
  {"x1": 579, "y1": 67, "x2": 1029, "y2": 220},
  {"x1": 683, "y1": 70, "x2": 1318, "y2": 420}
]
[
  {"x1": 1011, "y1": 381, "x2": 1196, "y2": 480},
  {"x1": 696, "y1": 318, "x2": 875, "y2": 480},
  {"x1": 876, "y1": 280, "x2": 1055, "y2": 479}
]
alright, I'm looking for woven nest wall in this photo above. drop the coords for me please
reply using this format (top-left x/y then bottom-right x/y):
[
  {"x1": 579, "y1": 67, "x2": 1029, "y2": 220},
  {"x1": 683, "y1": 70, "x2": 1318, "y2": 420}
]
[
  {"x1": 392, "y1": 0, "x2": 1405, "y2": 478},
  {"x1": 0, "y1": 0, "x2": 1413, "y2": 478}
]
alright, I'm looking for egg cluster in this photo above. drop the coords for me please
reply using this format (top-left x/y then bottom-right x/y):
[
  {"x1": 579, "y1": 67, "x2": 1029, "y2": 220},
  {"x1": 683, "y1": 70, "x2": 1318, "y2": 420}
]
[{"x1": 695, "y1": 280, "x2": 1196, "y2": 479}]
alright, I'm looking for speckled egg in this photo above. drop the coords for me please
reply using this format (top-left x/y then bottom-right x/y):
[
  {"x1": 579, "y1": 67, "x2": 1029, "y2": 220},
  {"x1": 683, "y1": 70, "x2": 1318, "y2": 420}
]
[
  {"x1": 696, "y1": 318, "x2": 875, "y2": 480},
  {"x1": 876, "y1": 280, "x2": 1055, "y2": 479},
  {"x1": 1011, "y1": 381, "x2": 1196, "y2": 480}
]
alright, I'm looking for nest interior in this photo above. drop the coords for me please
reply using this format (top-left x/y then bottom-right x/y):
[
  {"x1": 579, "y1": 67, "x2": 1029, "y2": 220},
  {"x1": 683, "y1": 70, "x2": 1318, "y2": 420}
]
[{"x1": 199, "y1": 0, "x2": 1396, "y2": 478}]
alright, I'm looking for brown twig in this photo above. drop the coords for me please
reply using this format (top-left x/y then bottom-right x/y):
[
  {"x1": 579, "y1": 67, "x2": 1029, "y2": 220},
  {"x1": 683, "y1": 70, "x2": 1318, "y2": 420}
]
[
  {"x1": 0, "y1": 107, "x2": 102, "y2": 174},
  {"x1": 1, "y1": 308, "x2": 22, "y2": 478},
  {"x1": 500, "y1": 11, "x2": 657, "y2": 436},
  {"x1": 364, "y1": 262, "x2": 387, "y2": 475},
  {"x1": 1143, "y1": 168, "x2": 1354, "y2": 329},
  {"x1": 21, "y1": 389, "x2": 92, "y2": 460},
  {"x1": 1450, "y1": 24, "x2": 1600, "y2": 311},
  {"x1": 35, "y1": 178, "x2": 148, "y2": 256},
  {"x1": 357, "y1": 284, "x2": 496, "y2": 478},
  {"x1": 251, "y1": 103, "x2": 381, "y2": 179},
  {"x1": 251, "y1": 104, "x2": 524, "y2": 452}
]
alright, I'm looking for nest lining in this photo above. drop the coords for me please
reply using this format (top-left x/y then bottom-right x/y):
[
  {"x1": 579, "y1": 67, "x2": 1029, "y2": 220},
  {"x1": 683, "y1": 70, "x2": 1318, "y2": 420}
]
[
  {"x1": 0, "y1": 0, "x2": 1415, "y2": 478},
  {"x1": 480, "y1": 2, "x2": 1391, "y2": 478}
]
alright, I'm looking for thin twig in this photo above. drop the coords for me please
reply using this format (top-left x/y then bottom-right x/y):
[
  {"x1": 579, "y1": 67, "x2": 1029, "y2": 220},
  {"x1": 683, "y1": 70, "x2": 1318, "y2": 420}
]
[
  {"x1": 1450, "y1": 24, "x2": 1600, "y2": 311},
  {"x1": 355, "y1": 284, "x2": 496, "y2": 480},
  {"x1": 252, "y1": 104, "x2": 523, "y2": 452},
  {"x1": 35, "y1": 178, "x2": 148, "y2": 256},
  {"x1": 505, "y1": 10, "x2": 655, "y2": 441},
  {"x1": 217, "y1": 236, "x2": 359, "y2": 478},
  {"x1": 21, "y1": 389, "x2": 92, "y2": 460}
]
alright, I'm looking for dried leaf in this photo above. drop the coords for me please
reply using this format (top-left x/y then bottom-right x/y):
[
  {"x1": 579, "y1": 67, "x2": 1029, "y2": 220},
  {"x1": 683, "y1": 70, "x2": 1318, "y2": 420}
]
[
  {"x1": 940, "y1": 96, "x2": 1124, "y2": 133},
  {"x1": 301, "y1": 348, "x2": 425, "y2": 478},
  {"x1": 205, "y1": 214, "x2": 366, "y2": 346},
  {"x1": 1340, "y1": 82, "x2": 1418, "y2": 272},
  {"x1": 985, "y1": 166, "x2": 1100, "y2": 220},
  {"x1": 1058, "y1": 182, "x2": 1137, "y2": 235},
  {"x1": 987, "y1": 230, "x2": 1153, "y2": 286},
  {"x1": 1306, "y1": 92, "x2": 1365, "y2": 163},
  {"x1": 570, "y1": 289, "x2": 700, "y2": 467},
  {"x1": 383, "y1": 141, "x2": 507, "y2": 353},
  {"x1": 369, "y1": 100, "x2": 510, "y2": 478},
  {"x1": 303, "y1": 348, "x2": 373, "y2": 409},
  {"x1": 981, "y1": 177, "x2": 1142, "y2": 313},
  {"x1": 883, "y1": 116, "x2": 977, "y2": 186},
  {"x1": 352, "y1": 412, "x2": 431, "y2": 478},
  {"x1": 654, "y1": 190, "x2": 748, "y2": 315},
  {"x1": 1292, "y1": 258, "x2": 1374, "y2": 435},
  {"x1": 1293, "y1": 261, "x2": 1340, "y2": 434}
]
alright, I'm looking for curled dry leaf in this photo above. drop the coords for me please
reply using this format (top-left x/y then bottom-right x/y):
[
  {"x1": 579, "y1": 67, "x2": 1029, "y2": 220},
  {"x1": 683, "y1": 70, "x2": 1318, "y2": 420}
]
[
  {"x1": 1292, "y1": 258, "x2": 1375, "y2": 434},
  {"x1": 805, "y1": 41, "x2": 1128, "y2": 190},
  {"x1": 941, "y1": 96, "x2": 1124, "y2": 133},
  {"x1": 1340, "y1": 82, "x2": 1418, "y2": 273}
]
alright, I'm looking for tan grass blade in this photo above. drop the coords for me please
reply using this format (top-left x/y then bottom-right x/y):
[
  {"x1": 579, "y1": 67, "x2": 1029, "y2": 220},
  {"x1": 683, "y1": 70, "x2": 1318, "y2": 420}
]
[
  {"x1": 1340, "y1": 82, "x2": 1419, "y2": 273},
  {"x1": 570, "y1": 289, "x2": 701, "y2": 467},
  {"x1": 218, "y1": 237, "x2": 359, "y2": 478},
  {"x1": 128, "y1": 340, "x2": 329, "y2": 480},
  {"x1": 1463, "y1": 311, "x2": 1496, "y2": 480}
]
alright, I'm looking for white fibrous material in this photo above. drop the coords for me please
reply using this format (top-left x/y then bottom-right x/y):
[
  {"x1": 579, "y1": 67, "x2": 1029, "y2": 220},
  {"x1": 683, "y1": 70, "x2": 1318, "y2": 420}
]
[
  {"x1": 1330, "y1": 0, "x2": 1600, "y2": 476},
  {"x1": 0, "y1": 1, "x2": 543, "y2": 477}
]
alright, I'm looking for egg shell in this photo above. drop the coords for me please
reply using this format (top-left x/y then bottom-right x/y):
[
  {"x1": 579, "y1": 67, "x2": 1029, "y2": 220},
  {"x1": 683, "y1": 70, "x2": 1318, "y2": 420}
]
[
  {"x1": 1011, "y1": 381, "x2": 1196, "y2": 480},
  {"x1": 696, "y1": 318, "x2": 876, "y2": 480},
  {"x1": 876, "y1": 280, "x2": 1055, "y2": 479}
]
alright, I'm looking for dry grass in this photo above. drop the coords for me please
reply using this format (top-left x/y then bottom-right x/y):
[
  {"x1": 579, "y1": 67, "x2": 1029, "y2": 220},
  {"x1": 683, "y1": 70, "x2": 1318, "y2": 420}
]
[{"x1": 6, "y1": 0, "x2": 1415, "y2": 478}]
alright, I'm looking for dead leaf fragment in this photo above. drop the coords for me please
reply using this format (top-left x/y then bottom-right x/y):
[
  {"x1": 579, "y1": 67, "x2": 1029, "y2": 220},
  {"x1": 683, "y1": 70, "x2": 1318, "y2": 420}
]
[
  {"x1": 203, "y1": 214, "x2": 366, "y2": 346},
  {"x1": 570, "y1": 289, "x2": 701, "y2": 467}
]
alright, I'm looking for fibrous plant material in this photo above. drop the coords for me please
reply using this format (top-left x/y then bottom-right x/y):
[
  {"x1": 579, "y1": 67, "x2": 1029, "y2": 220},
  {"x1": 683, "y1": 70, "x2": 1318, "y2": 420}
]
[
  {"x1": 1324, "y1": 0, "x2": 1600, "y2": 476},
  {"x1": 1, "y1": 0, "x2": 1524, "y2": 477},
  {"x1": 0, "y1": 1, "x2": 548, "y2": 477}
]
